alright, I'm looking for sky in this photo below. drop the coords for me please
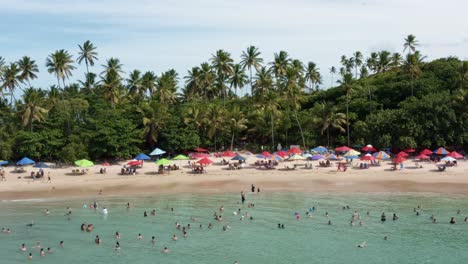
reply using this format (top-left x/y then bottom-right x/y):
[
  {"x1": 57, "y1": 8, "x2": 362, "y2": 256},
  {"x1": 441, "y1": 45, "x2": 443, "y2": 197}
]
[{"x1": 1, "y1": 0, "x2": 467, "y2": 90}]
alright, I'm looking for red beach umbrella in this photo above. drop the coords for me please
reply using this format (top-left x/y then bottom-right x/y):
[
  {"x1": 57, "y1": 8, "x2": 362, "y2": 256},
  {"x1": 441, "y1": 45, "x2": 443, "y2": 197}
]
[
  {"x1": 222, "y1": 151, "x2": 236, "y2": 157},
  {"x1": 360, "y1": 154, "x2": 376, "y2": 161},
  {"x1": 396, "y1": 151, "x2": 409, "y2": 157},
  {"x1": 419, "y1": 149, "x2": 433, "y2": 155},
  {"x1": 276, "y1": 150, "x2": 289, "y2": 157},
  {"x1": 261, "y1": 151, "x2": 272, "y2": 157},
  {"x1": 127, "y1": 160, "x2": 142, "y2": 166},
  {"x1": 394, "y1": 155, "x2": 406, "y2": 164},
  {"x1": 415, "y1": 154, "x2": 430, "y2": 160},
  {"x1": 102, "y1": 162, "x2": 110, "y2": 166},
  {"x1": 194, "y1": 148, "x2": 209, "y2": 153},
  {"x1": 362, "y1": 144, "x2": 377, "y2": 152},
  {"x1": 448, "y1": 151, "x2": 464, "y2": 159},
  {"x1": 288, "y1": 147, "x2": 302, "y2": 154},
  {"x1": 192, "y1": 153, "x2": 209, "y2": 159},
  {"x1": 335, "y1": 146, "x2": 351, "y2": 152},
  {"x1": 403, "y1": 148, "x2": 416, "y2": 153},
  {"x1": 197, "y1": 157, "x2": 213, "y2": 165}
]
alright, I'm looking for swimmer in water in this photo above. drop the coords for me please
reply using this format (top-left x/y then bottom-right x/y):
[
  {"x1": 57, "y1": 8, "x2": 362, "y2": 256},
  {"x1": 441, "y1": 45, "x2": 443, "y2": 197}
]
[
  {"x1": 151, "y1": 236, "x2": 156, "y2": 247},
  {"x1": 281, "y1": 224, "x2": 285, "y2": 229},
  {"x1": 208, "y1": 223, "x2": 213, "y2": 229},
  {"x1": 278, "y1": 223, "x2": 281, "y2": 228},
  {"x1": 40, "y1": 248, "x2": 45, "y2": 256},
  {"x1": 95, "y1": 236, "x2": 101, "y2": 245},
  {"x1": 381, "y1": 213, "x2": 386, "y2": 222},
  {"x1": 47, "y1": 247, "x2": 53, "y2": 254},
  {"x1": 432, "y1": 218, "x2": 437, "y2": 223},
  {"x1": 21, "y1": 244, "x2": 27, "y2": 251},
  {"x1": 6, "y1": 228, "x2": 11, "y2": 234},
  {"x1": 328, "y1": 220, "x2": 332, "y2": 225},
  {"x1": 172, "y1": 234, "x2": 178, "y2": 241},
  {"x1": 115, "y1": 232, "x2": 121, "y2": 239},
  {"x1": 220, "y1": 205, "x2": 224, "y2": 212},
  {"x1": 138, "y1": 233, "x2": 143, "y2": 240},
  {"x1": 162, "y1": 247, "x2": 169, "y2": 254},
  {"x1": 151, "y1": 209, "x2": 156, "y2": 216},
  {"x1": 384, "y1": 236, "x2": 388, "y2": 240},
  {"x1": 34, "y1": 242, "x2": 41, "y2": 248},
  {"x1": 144, "y1": 211, "x2": 148, "y2": 217},
  {"x1": 464, "y1": 217, "x2": 468, "y2": 222},
  {"x1": 450, "y1": 217, "x2": 456, "y2": 224},
  {"x1": 115, "y1": 241, "x2": 120, "y2": 251},
  {"x1": 59, "y1": 241, "x2": 64, "y2": 248},
  {"x1": 28, "y1": 253, "x2": 32, "y2": 260},
  {"x1": 392, "y1": 213, "x2": 398, "y2": 221},
  {"x1": 126, "y1": 202, "x2": 130, "y2": 209},
  {"x1": 357, "y1": 241, "x2": 367, "y2": 248},
  {"x1": 45, "y1": 209, "x2": 50, "y2": 215}
]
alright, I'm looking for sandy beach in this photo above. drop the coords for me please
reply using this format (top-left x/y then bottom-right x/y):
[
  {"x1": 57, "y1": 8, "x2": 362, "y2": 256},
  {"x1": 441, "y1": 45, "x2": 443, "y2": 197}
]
[{"x1": 0, "y1": 157, "x2": 466, "y2": 200}]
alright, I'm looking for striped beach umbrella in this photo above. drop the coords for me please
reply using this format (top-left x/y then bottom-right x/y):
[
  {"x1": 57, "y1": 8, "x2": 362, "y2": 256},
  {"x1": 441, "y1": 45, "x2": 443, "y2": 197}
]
[
  {"x1": 373, "y1": 151, "x2": 390, "y2": 160},
  {"x1": 327, "y1": 154, "x2": 341, "y2": 160},
  {"x1": 433, "y1": 147, "x2": 449, "y2": 155}
]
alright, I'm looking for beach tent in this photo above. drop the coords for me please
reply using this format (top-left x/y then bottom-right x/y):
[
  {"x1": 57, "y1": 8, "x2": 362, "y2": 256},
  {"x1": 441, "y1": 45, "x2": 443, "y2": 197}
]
[
  {"x1": 261, "y1": 151, "x2": 272, "y2": 157},
  {"x1": 415, "y1": 154, "x2": 430, "y2": 160},
  {"x1": 149, "y1": 148, "x2": 166, "y2": 156},
  {"x1": 17, "y1": 157, "x2": 35, "y2": 166},
  {"x1": 362, "y1": 144, "x2": 377, "y2": 152},
  {"x1": 275, "y1": 150, "x2": 289, "y2": 157},
  {"x1": 433, "y1": 147, "x2": 448, "y2": 155},
  {"x1": 311, "y1": 146, "x2": 328, "y2": 154},
  {"x1": 197, "y1": 157, "x2": 213, "y2": 165},
  {"x1": 335, "y1": 146, "x2": 351, "y2": 152},
  {"x1": 394, "y1": 155, "x2": 406, "y2": 164},
  {"x1": 231, "y1": 155, "x2": 246, "y2": 161},
  {"x1": 289, "y1": 147, "x2": 302, "y2": 154},
  {"x1": 419, "y1": 149, "x2": 433, "y2": 155},
  {"x1": 327, "y1": 154, "x2": 342, "y2": 160},
  {"x1": 360, "y1": 154, "x2": 376, "y2": 161},
  {"x1": 155, "y1": 158, "x2": 172, "y2": 165},
  {"x1": 0, "y1": 160, "x2": 8, "y2": 166},
  {"x1": 222, "y1": 151, "x2": 237, "y2": 157},
  {"x1": 74, "y1": 159, "x2": 94, "y2": 167},
  {"x1": 396, "y1": 151, "x2": 409, "y2": 157},
  {"x1": 373, "y1": 151, "x2": 390, "y2": 160},
  {"x1": 194, "y1": 148, "x2": 209, "y2": 153},
  {"x1": 310, "y1": 154, "x2": 324, "y2": 160},
  {"x1": 441, "y1": 156, "x2": 456, "y2": 162},
  {"x1": 127, "y1": 160, "x2": 143, "y2": 166},
  {"x1": 33, "y1": 162, "x2": 50, "y2": 168},
  {"x1": 173, "y1": 154, "x2": 190, "y2": 160},
  {"x1": 134, "y1": 153, "x2": 151, "y2": 160},
  {"x1": 448, "y1": 151, "x2": 463, "y2": 159}
]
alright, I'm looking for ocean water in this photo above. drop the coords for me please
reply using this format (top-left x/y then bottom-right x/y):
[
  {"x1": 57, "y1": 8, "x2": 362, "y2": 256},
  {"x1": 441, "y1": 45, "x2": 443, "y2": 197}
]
[{"x1": 1, "y1": 192, "x2": 468, "y2": 264}]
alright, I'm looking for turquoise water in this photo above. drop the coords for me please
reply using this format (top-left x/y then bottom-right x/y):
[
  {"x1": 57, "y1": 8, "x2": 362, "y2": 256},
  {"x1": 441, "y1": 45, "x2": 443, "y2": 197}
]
[{"x1": 1, "y1": 192, "x2": 468, "y2": 264}]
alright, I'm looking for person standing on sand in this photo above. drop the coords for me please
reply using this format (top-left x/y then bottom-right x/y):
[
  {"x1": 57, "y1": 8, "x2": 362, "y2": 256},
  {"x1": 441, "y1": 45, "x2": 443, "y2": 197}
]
[{"x1": 251, "y1": 184, "x2": 255, "y2": 193}]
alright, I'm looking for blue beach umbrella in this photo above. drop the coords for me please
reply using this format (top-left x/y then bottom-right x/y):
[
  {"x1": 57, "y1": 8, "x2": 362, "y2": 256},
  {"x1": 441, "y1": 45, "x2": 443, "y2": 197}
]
[
  {"x1": 311, "y1": 146, "x2": 328, "y2": 154},
  {"x1": 149, "y1": 148, "x2": 166, "y2": 156},
  {"x1": 310, "y1": 154, "x2": 324, "y2": 160},
  {"x1": 303, "y1": 153, "x2": 313, "y2": 158},
  {"x1": 33, "y1": 162, "x2": 50, "y2": 168},
  {"x1": 256, "y1": 154, "x2": 266, "y2": 159},
  {"x1": 16, "y1": 157, "x2": 35, "y2": 166},
  {"x1": 0, "y1": 160, "x2": 9, "y2": 166},
  {"x1": 231, "y1": 155, "x2": 246, "y2": 161},
  {"x1": 327, "y1": 154, "x2": 342, "y2": 160},
  {"x1": 134, "y1": 153, "x2": 151, "y2": 160}
]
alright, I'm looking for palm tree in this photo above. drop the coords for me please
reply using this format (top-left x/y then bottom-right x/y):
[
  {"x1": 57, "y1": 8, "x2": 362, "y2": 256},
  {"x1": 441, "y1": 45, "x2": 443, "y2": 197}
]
[
  {"x1": 101, "y1": 71, "x2": 122, "y2": 107},
  {"x1": 137, "y1": 100, "x2": 170, "y2": 148},
  {"x1": 253, "y1": 67, "x2": 274, "y2": 98},
  {"x1": 305, "y1": 62, "x2": 321, "y2": 93},
  {"x1": 229, "y1": 64, "x2": 248, "y2": 97},
  {"x1": 352, "y1": 51, "x2": 363, "y2": 79},
  {"x1": 141, "y1": 71, "x2": 157, "y2": 96},
  {"x1": 228, "y1": 105, "x2": 248, "y2": 150},
  {"x1": 206, "y1": 103, "x2": 226, "y2": 150},
  {"x1": 367, "y1": 52, "x2": 378, "y2": 73},
  {"x1": 198, "y1": 62, "x2": 216, "y2": 99},
  {"x1": 240, "y1": 46, "x2": 263, "y2": 95},
  {"x1": 77, "y1": 40, "x2": 98, "y2": 74},
  {"x1": 390, "y1": 53, "x2": 402, "y2": 68},
  {"x1": 79, "y1": 72, "x2": 97, "y2": 91},
  {"x1": 403, "y1": 34, "x2": 418, "y2": 55},
  {"x1": 17, "y1": 56, "x2": 39, "y2": 88},
  {"x1": 210, "y1": 50, "x2": 234, "y2": 106},
  {"x1": 313, "y1": 101, "x2": 346, "y2": 147},
  {"x1": 270, "y1": 51, "x2": 290, "y2": 84},
  {"x1": 19, "y1": 88, "x2": 48, "y2": 132},
  {"x1": 46, "y1": 49, "x2": 76, "y2": 88},
  {"x1": 101, "y1": 57, "x2": 124, "y2": 77},
  {"x1": 262, "y1": 91, "x2": 281, "y2": 150},
  {"x1": 404, "y1": 51, "x2": 426, "y2": 96},
  {"x1": 155, "y1": 70, "x2": 178, "y2": 105},
  {"x1": 329, "y1": 66, "x2": 336, "y2": 87},
  {"x1": 126, "y1": 70, "x2": 143, "y2": 101},
  {"x1": 1, "y1": 63, "x2": 21, "y2": 104},
  {"x1": 376, "y1": 51, "x2": 391, "y2": 73},
  {"x1": 338, "y1": 73, "x2": 353, "y2": 146}
]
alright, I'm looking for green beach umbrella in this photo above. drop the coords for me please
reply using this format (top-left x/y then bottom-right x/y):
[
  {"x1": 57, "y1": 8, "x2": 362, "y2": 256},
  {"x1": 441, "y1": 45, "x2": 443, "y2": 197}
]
[
  {"x1": 172, "y1": 155, "x2": 190, "y2": 160},
  {"x1": 74, "y1": 159, "x2": 94, "y2": 167},
  {"x1": 156, "y1": 158, "x2": 172, "y2": 165}
]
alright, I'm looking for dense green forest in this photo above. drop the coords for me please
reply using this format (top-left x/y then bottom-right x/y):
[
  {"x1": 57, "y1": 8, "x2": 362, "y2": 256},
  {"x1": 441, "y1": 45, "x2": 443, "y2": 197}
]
[{"x1": 0, "y1": 35, "x2": 466, "y2": 162}]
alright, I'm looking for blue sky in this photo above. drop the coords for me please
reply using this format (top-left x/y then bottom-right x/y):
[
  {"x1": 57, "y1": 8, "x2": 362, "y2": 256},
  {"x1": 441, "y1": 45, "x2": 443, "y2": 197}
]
[{"x1": 1, "y1": 0, "x2": 467, "y2": 90}]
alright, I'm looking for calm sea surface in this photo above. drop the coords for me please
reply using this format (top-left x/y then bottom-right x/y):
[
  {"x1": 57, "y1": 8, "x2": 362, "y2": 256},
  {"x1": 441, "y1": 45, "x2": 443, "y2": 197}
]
[{"x1": 1, "y1": 192, "x2": 468, "y2": 264}]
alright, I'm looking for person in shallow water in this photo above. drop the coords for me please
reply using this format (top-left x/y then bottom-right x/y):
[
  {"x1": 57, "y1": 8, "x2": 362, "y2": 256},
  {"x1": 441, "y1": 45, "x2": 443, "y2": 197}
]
[
  {"x1": 392, "y1": 213, "x2": 398, "y2": 220},
  {"x1": 162, "y1": 247, "x2": 169, "y2": 254},
  {"x1": 115, "y1": 241, "x2": 120, "y2": 251},
  {"x1": 95, "y1": 235, "x2": 101, "y2": 244},
  {"x1": 28, "y1": 253, "x2": 32, "y2": 260},
  {"x1": 381, "y1": 213, "x2": 386, "y2": 222},
  {"x1": 21, "y1": 243, "x2": 27, "y2": 251},
  {"x1": 450, "y1": 217, "x2": 456, "y2": 224}
]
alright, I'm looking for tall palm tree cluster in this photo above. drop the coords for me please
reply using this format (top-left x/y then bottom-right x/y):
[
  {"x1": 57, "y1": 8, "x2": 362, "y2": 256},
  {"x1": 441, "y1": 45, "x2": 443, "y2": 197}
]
[{"x1": 0, "y1": 34, "x2": 466, "y2": 161}]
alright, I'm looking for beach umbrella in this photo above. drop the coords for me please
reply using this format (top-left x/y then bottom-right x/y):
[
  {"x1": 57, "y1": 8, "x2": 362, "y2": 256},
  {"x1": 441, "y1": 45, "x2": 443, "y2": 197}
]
[
  {"x1": 415, "y1": 154, "x2": 430, "y2": 160},
  {"x1": 419, "y1": 149, "x2": 433, "y2": 155},
  {"x1": 394, "y1": 155, "x2": 406, "y2": 164},
  {"x1": 360, "y1": 154, "x2": 376, "y2": 161},
  {"x1": 231, "y1": 155, "x2": 246, "y2": 161},
  {"x1": 344, "y1": 149, "x2": 360, "y2": 157},
  {"x1": 403, "y1": 148, "x2": 416, "y2": 153},
  {"x1": 288, "y1": 147, "x2": 302, "y2": 154},
  {"x1": 373, "y1": 151, "x2": 390, "y2": 160},
  {"x1": 302, "y1": 153, "x2": 313, "y2": 158},
  {"x1": 270, "y1": 154, "x2": 283, "y2": 161},
  {"x1": 173, "y1": 154, "x2": 190, "y2": 160},
  {"x1": 33, "y1": 162, "x2": 50, "y2": 168},
  {"x1": 448, "y1": 151, "x2": 463, "y2": 159},
  {"x1": 191, "y1": 153, "x2": 209, "y2": 159},
  {"x1": 362, "y1": 144, "x2": 377, "y2": 152},
  {"x1": 149, "y1": 148, "x2": 166, "y2": 156},
  {"x1": 335, "y1": 146, "x2": 351, "y2": 152},
  {"x1": 102, "y1": 162, "x2": 110, "y2": 166},
  {"x1": 222, "y1": 151, "x2": 237, "y2": 157},
  {"x1": 275, "y1": 150, "x2": 289, "y2": 157},
  {"x1": 197, "y1": 157, "x2": 213, "y2": 165},
  {"x1": 289, "y1": 154, "x2": 305, "y2": 161},
  {"x1": 74, "y1": 159, "x2": 94, "y2": 167},
  {"x1": 243, "y1": 151, "x2": 253, "y2": 156},
  {"x1": 441, "y1": 156, "x2": 456, "y2": 162},
  {"x1": 134, "y1": 153, "x2": 151, "y2": 160},
  {"x1": 310, "y1": 154, "x2": 324, "y2": 160},
  {"x1": 0, "y1": 160, "x2": 8, "y2": 166},
  {"x1": 433, "y1": 147, "x2": 448, "y2": 155},
  {"x1": 155, "y1": 158, "x2": 172, "y2": 165},
  {"x1": 194, "y1": 148, "x2": 209, "y2": 153},
  {"x1": 16, "y1": 157, "x2": 35, "y2": 166},
  {"x1": 327, "y1": 154, "x2": 342, "y2": 160},
  {"x1": 127, "y1": 160, "x2": 143, "y2": 166},
  {"x1": 396, "y1": 151, "x2": 409, "y2": 157},
  {"x1": 311, "y1": 146, "x2": 328, "y2": 154},
  {"x1": 261, "y1": 151, "x2": 272, "y2": 157}
]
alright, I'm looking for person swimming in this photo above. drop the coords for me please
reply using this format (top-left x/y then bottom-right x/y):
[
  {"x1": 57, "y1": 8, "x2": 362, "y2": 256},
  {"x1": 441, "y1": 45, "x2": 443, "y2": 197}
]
[
  {"x1": 59, "y1": 241, "x2": 64, "y2": 248},
  {"x1": 281, "y1": 224, "x2": 285, "y2": 229},
  {"x1": 47, "y1": 247, "x2": 53, "y2": 254},
  {"x1": 81, "y1": 223, "x2": 86, "y2": 231},
  {"x1": 138, "y1": 233, "x2": 143, "y2": 240},
  {"x1": 392, "y1": 213, "x2": 398, "y2": 221},
  {"x1": 115, "y1": 241, "x2": 120, "y2": 251},
  {"x1": 26, "y1": 220, "x2": 35, "y2": 227},
  {"x1": 172, "y1": 234, "x2": 178, "y2": 241},
  {"x1": 115, "y1": 232, "x2": 121, "y2": 239},
  {"x1": 21, "y1": 244, "x2": 27, "y2": 251},
  {"x1": 102, "y1": 207, "x2": 108, "y2": 215},
  {"x1": 126, "y1": 202, "x2": 131, "y2": 209},
  {"x1": 162, "y1": 247, "x2": 169, "y2": 254},
  {"x1": 432, "y1": 218, "x2": 437, "y2": 223},
  {"x1": 450, "y1": 217, "x2": 456, "y2": 224},
  {"x1": 87, "y1": 224, "x2": 94, "y2": 232},
  {"x1": 95, "y1": 235, "x2": 101, "y2": 244},
  {"x1": 34, "y1": 242, "x2": 41, "y2": 248},
  {"x1": 28, "y1": 253, "x2": 32, "y2": 260},
  {"x1": 45, "y1": 209, "x2": 50, "y2": 215},
  {"x1": 151, "y1": 236, "x2": 156, "y2": 247},
  {"x1": 144, "y1": 211, "x2": 148, "y2": 217},
  {"x1": 381, "y1": 213, "x2": 386, "y2": 222},
  {"x1": 40, "y1": 248, "x2": 45, "y2": 256},
  {"x1": 151, "y1": 209, "x2": 156, "y2": 216},
  {"x1": 208, "y1": 223, "x2": 213, "y2": 229},
  {"x1": 357, "y1": 241, "x2": 367, "y2": 248},
  {"x1": 328, "y1": 220, "x2": 332, "y2": 225}
]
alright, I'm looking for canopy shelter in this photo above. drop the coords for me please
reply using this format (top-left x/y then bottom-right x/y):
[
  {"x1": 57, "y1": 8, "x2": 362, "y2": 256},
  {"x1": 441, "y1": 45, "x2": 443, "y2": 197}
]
[
  {"x1": 17, "y1": 157, "x2": 35, "y2": 166},
  {"x1": 74, "y1": 159, "x2": 94, "y2": 167},
  {"x1": 197, "y1": 157, "x2": 213, "y2": 165},
  {"x1": 419, "y1": 149, "x2": 433, "y2": 155},
  {"x1": 441, "y1": 156, "x2": 456, "y2": 162},
  {"x1": 222, "y1": 151, "x2": 237, "y2": 157},
  {"x1": 362, "y1": 144, "x2": 377, "y2": 152},
  {"x1": 0, "y1": 160, "x2": 8, "y2": 166},
  {"x1": 134, "y1": 153, "x2": 151, "y2": 160},
  {"x1": 373, "y1": 151, "x2": 390, "y2": 160},
  {"x1": 256, "y1": 154, "x2": 267, "y2": 159},
  {"x1": 194, "y1": 148, "x2": 209, "y2": 153},
  {"x1": 310, "y1": 154, "x2": 324, "y2": 160},
  {"x1": 288, "y1": 147, "x2": 302, "y2": 154},
  {"x1": 415, "y1": 154, "x2": 430, "y2": 160},
  {"x1": 149, "y1": 148, "x2": 166, "y2": 156},
  {"x1": 335, "y1": 146, "x2": 351, "y2": 152},
  {"x1": 33, "y1": 162, "x2": 50, "y2": 168},
  {"x1": 360, "y1": 153, "x2": 376, "y2": 161},
  {"x1": 448, "y1": 151, "x2": 463, "y2": 159},
  {"x1": 155, "y1": 158, "x2": 172, "y2": 165},
  {"x1": 275, "y1": 150, "x2": 289, "y2": 157},
  {"x1": 396, "y1": 151, "x2": 409, "y2": 157},
  {"x1": 433, "y1": 147, "x2": 448, "y2": 155},
  {"x1": 172, "y1": 154, "x2": 190, "y2": 160},
  {"x1": 231, "y1": 155, "x2": 246, "y2": 161},
  {"x1": 311, "y1": 146, "x2": 328, "y2": 154}
]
